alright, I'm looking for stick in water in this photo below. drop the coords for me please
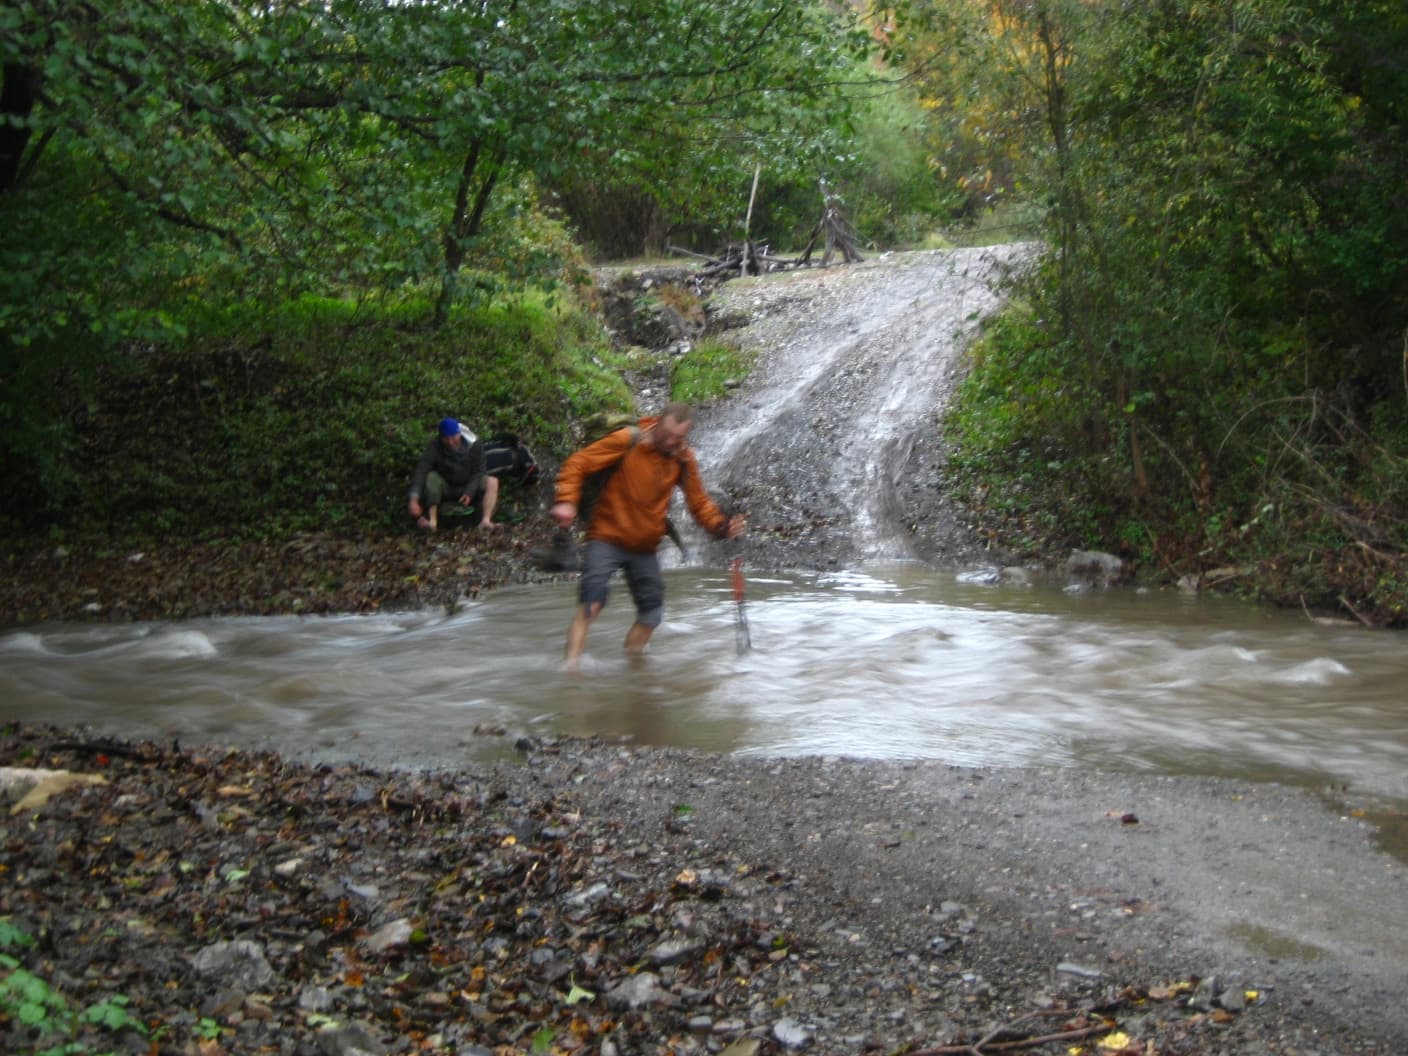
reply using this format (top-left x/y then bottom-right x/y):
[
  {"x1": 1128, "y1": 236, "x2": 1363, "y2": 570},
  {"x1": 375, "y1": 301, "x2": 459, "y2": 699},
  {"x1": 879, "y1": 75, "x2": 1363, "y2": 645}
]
[{"x1": 731, "y1": 556, "x2": 751, "y2": 653}]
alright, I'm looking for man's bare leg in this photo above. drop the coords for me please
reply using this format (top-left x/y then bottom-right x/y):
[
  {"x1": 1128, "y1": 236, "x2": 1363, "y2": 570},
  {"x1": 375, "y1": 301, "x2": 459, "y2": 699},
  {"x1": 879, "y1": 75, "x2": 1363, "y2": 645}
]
[
  {"x1": 427, "y1": 505, "x2": 438, "y2": 530},
  {"x1": 478, "y1": 476, "x2": 500, "y2": 527},
  {"x1": 565, "y1": 602, "x2": 601, "y2": 666},
  {"x1": 624, "y1": 621, "x2": 655, "y2": 657}
]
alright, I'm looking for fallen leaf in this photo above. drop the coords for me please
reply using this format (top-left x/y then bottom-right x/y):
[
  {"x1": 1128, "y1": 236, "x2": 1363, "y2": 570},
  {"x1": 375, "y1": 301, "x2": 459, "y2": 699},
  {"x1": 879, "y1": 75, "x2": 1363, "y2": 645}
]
[
  {"x1": 564, "y1": 982, "x2": 595, "y2": 1006},
  {"x1": 8, "y1": 769, "x2": 108, "y2": 814}
]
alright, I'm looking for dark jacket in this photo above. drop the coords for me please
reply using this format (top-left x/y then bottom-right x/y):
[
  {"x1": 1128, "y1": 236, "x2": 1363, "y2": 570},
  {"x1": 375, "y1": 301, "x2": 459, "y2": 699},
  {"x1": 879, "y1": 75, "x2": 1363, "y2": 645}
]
[{"x1": 409, "y1": 434, "x2": 486, "y2": 500}]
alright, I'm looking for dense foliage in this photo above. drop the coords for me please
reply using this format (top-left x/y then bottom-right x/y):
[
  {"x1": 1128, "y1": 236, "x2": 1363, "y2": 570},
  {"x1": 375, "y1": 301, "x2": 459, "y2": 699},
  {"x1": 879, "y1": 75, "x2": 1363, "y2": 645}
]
[
  {"x1": 924, "y1": 0, "x2": 1408, "y2": 624},
  {"x1": 0, "y1": 0, "x2": 872, "y2": 526}
]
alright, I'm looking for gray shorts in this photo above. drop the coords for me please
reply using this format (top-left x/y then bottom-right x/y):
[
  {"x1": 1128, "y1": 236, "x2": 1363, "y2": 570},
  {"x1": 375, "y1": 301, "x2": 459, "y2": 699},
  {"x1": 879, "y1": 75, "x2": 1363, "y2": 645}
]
[{"x1": 579, "y1": 539, "x2": 665, "y2": 627}]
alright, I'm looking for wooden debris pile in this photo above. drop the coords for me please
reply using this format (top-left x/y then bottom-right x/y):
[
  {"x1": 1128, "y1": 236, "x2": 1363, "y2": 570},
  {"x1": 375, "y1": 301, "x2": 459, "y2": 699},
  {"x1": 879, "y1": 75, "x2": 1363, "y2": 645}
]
[{"x1": 670, "y1": 179, "x2": 865, "y2": 279}]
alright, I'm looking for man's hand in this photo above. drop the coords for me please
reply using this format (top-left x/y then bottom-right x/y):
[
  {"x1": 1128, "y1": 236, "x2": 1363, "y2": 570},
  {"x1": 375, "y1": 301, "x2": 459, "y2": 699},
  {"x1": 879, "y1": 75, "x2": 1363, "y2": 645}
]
[
  {"x1": 550, "y1": 501, "x2": 577, "y2": 529},
  {"x1": 723, "y1": 513, "x2": 746, "y2": 540},
  {"x1": 408, "y1": 497, "x2": 423, "y2": 518},
  {"x1": 458, "y1": 493, "x2": 473, "y2": 507}
]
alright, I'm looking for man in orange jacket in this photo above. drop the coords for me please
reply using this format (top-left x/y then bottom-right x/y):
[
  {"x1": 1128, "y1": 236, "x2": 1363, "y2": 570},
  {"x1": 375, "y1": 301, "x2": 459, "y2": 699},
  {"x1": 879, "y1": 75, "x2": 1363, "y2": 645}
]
[{"x1": 551, "y1": 402, "x2": 745, "y2": 664}]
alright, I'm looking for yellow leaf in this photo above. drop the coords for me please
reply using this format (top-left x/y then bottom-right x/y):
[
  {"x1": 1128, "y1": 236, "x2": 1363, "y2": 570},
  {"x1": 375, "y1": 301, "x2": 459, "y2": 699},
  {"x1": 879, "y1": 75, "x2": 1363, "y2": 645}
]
[{"x1": 1097, "y1": 1032, "x2": 1130, "y2": 1050}]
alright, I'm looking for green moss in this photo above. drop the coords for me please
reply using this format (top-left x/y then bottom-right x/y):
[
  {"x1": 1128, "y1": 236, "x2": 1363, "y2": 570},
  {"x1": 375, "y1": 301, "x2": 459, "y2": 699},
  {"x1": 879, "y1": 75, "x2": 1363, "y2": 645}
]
[{"x1": 670, "y1": 339, "x2": 757, "y2": 406}]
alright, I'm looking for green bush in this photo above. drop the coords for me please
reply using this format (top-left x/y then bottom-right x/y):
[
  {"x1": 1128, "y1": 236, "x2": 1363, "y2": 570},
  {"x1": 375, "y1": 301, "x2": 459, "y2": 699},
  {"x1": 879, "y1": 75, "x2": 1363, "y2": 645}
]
[
  {"x1": 13, "y1": 286, "x2": 633, "y2": 542},
  {"x1": 670, "y1": 339, "x2": 757, "y2": 407}
]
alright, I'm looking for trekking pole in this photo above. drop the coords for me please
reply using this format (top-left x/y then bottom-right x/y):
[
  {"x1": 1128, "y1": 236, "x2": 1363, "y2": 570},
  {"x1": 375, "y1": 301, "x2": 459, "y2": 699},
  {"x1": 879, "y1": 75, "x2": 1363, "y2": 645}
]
[{"x1": 730, "y1": 555, "x2": 751, "y2": 654}]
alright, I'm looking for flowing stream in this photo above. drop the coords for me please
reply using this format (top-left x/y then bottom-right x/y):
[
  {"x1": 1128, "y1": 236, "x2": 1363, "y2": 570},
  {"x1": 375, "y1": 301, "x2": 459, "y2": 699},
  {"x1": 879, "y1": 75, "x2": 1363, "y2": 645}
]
[
  {"x1": 2, "y1": 567, "x2": 1405, "y2": 804},
  {"x1": 2, "y1": 246, "x2": 1404, "y2": 808}
]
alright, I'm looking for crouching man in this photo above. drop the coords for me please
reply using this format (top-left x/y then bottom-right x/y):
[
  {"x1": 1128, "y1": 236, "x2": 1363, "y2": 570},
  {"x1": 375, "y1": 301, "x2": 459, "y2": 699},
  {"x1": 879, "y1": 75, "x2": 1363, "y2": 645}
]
[{"x1": 407, "y1": 417, "x2": 499, "y2": 531}]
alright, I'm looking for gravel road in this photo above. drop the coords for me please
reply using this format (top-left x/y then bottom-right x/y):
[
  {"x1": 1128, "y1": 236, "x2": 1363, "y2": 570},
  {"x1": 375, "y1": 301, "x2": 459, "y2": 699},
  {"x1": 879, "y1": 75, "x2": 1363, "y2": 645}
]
[{"x1": 689, "y1": 247, "x2": 1031, "y2": 571}]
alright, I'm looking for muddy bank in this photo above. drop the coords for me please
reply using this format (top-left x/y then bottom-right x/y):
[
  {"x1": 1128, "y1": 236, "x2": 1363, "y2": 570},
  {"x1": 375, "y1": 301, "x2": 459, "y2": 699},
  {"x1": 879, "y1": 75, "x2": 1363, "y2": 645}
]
[
  {"x1": 3, "y1": 722, "x2": 1405, "y2": 1056},
  {"x1": 0, "y1": 515, "x2": 567, "y2": 627}
]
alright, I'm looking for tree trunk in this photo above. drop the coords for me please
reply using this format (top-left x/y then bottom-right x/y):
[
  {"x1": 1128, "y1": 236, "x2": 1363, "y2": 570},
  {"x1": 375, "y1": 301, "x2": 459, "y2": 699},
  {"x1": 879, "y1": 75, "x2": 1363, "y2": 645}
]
[{"x1": 435, "y1": 138, "x2": 503, "y2": 327}]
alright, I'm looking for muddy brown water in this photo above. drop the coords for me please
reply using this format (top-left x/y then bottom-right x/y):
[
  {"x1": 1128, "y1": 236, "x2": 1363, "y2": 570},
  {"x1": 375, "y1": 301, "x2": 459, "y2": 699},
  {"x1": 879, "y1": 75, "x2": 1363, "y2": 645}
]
[{"x1": 3, "y1": 565, "x2": 1404, "y2": 808}]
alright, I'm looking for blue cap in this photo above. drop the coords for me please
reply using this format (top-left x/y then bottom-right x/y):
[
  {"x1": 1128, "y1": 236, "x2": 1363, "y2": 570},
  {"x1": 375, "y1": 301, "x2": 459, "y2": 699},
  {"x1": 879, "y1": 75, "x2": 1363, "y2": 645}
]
[{"x1": 438, "y1": 417, "x2": 460, "y2": 437}]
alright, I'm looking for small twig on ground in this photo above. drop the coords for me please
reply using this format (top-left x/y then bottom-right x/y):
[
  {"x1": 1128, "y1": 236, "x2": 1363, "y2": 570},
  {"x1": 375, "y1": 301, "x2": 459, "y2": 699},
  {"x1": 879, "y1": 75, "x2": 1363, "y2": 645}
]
[
  {"x1": 42, "y1": 739, "x2": 147, "y2": 760},
  {"x1": 905, "y1": 1007, "x2": 1108, "y2": 1056}
]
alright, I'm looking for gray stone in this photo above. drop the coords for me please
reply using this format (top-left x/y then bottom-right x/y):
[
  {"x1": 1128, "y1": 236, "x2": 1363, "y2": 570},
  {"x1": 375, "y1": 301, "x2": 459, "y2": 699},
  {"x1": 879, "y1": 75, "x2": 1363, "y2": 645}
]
[
  {"x1": 772, "y1": 1017, "x2": 813, "y2": 1048},
  {"x1": 362, "y1": 918, "x2": 413, "y2": 954},
  {"x1": 647, "y1": 938, "x2": 702, "y2": 966},
  {"x1": 604, "y1": 971, "x2": 663, "y2": 1010},
  {"x1": 298, "y1": 985, "x2": 334, "y2": 1012},
  {"x1": 316, "y1": 1021, "x2": 387, "y2": 1056},
  {"x1": 192, "y1": 939, "x2": 276, "y2": 990}
]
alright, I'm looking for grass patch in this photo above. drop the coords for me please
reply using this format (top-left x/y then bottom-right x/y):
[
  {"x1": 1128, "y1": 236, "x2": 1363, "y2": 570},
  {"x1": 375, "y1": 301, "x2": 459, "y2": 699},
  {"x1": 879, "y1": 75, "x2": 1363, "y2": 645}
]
[{"x1": 670, "y1": 339, "x2": 757, "y2": 406}]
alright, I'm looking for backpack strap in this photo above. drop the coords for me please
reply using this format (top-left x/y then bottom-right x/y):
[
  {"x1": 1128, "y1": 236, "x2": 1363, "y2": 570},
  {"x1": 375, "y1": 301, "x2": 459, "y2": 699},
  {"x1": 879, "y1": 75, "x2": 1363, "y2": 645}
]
[
  {"x1": 596, "y1": 426, "x2": 641, "y2": 487},
  {"x1": 587, "y1": 426, "x2": 686, "y2": 555}
]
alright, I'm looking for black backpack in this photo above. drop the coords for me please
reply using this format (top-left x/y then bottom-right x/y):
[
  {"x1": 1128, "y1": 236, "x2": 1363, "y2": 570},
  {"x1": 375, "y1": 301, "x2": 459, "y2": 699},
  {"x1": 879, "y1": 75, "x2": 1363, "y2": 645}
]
[{"x1": 481, "y1": 433, "x2": 539, "y2": 487}]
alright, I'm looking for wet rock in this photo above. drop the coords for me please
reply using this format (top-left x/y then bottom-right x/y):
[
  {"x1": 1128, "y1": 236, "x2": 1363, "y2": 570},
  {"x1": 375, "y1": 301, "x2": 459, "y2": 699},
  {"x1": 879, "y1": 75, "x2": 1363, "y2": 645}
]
[
  {"x1": 1219, "y1": 987, "x2": 1249, "y2": 1012},
  {"x1": 647, "y1": 938, "x2": 703, "y2": 966},
  {"x1": 317, "y1": 1021, "x2": 387, "y2": 1056},
  {"x1": 605, "y1": 972, "x2": 665, "y2": 1010},
  {"x1": 1, "y1": 767, "x2": 107, "y2": 813},
  {"x1": 362, "y1": 918, "x2": 414, "y2": 954},
  {"x1": 299, "y1": 985, "x2": 334, "y2": 1012},
  {"x1": 772, "y1": 1017, "x2": 813, "y2": 1048},
  {"x1": 192, "y1": 939, "x2": 277, "y2": 990},
  {"x1": 1064, "y1": 549, "x2": 1127, "y2": 588}
]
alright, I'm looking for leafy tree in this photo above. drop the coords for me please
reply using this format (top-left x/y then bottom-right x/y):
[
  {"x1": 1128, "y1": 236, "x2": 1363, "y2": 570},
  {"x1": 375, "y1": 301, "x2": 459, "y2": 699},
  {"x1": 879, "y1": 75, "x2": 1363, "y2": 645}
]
[
  {"x1": 1, "y1": 0, "x2": 873, "y2": 506},
  {"x1": 944, "y1": 0, "x2": 1408, "y2": 620}
]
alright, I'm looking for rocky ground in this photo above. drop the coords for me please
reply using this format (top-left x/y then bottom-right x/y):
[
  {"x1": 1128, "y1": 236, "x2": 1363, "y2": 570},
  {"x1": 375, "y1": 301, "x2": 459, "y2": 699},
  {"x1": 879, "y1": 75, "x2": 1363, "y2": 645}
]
[
  {"x1": 686, "y1": 248, "x2": 1027, "y2": 574},
  {"x1": 3, "y1": 254, "x2": 1407, "y2": 1056},
  {"x1": 3, "y1": 723, "x2": 1405, "y2": 1056}
]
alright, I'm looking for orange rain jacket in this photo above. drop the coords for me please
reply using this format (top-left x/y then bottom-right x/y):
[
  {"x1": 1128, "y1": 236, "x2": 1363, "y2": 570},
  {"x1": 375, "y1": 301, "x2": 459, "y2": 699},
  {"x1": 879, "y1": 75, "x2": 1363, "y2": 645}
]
[{"x1": 554, "y1": 417, "x2": 729, "y2": 553}]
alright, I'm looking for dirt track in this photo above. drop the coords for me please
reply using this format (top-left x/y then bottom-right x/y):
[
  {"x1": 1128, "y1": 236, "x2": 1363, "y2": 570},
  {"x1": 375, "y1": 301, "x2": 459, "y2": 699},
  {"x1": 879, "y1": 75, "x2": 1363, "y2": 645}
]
[{"x1": 690, "y1": 247, "x2": 1030, "y2": 572}]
